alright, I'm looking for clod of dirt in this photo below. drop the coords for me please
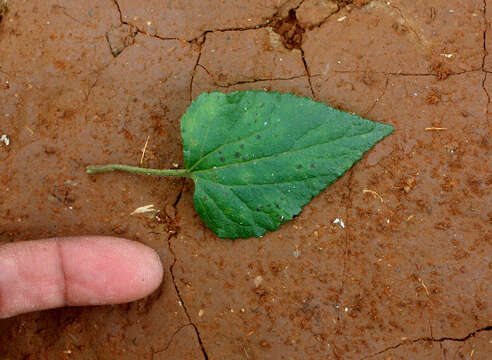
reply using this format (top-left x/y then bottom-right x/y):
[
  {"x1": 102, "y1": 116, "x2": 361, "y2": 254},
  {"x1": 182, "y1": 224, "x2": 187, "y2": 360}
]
[
  {"x1": 296, "y1": 0, "x2": 339, "y2": 29},
  {"x1": 425, "y1": 88, "x2": 441, "y2": 105},
  {"x1": 271, "y1": 9, "x2": 305, "y2": 50},
  {"x1": 0, "y1": 0, "x2": 7, "y2": 23},
  {"x1": 430, "y1": 61, "x2": 452, "y2": 80},
  {"x1": 106, "y1": 23, "x2": 137, "y2": 57}
]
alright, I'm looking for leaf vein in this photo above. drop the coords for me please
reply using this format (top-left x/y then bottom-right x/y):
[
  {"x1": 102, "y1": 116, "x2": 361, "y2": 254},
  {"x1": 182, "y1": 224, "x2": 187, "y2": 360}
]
[
  {"x1": 200, "y1": 183, "x2": 254, "y2": 228},
  {"x1": 196, "y1": 173, "x2": 332, "y2": 188},
  {"x1": 192, "y1": 129, "x2": 374, "y2": 174},
  {"x1": 187, "y1": 101, "x2": 279, "y2": 171}
]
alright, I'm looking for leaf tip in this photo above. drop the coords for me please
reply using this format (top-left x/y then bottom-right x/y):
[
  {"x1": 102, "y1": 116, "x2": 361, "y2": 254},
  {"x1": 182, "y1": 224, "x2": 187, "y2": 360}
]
[{"x1": 375, "y1": 121, "x2": 395, "y2": 138}]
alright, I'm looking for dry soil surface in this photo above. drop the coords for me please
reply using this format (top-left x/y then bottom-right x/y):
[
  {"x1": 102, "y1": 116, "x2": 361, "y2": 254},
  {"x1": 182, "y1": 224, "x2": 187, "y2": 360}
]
[{"x1": 0, "y1": 0, "x2": 491, "y2": 359}]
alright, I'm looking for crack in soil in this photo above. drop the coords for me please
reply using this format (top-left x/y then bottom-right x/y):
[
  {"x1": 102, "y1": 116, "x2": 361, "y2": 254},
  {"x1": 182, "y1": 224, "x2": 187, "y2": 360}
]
[
  {"x1": 110, "y1": 0, "x2": 279, "y2": 44},
  {"x1": 166, "y1": 189, "x2": 209, "y2": 360},
  {"x1": 152, "y1": 323, "x2": 193, "y2": 357},
  {"x1": 187, "y1": 0, "x2": 308, "y2": 42},
  {"x1": 111, "y1": 0, "x2": 122, "y2": 22},
  {"x1": 173, "y1": 183, "x2": 185, "y2": 208},
  {"x1": 482, "y1": 0, "x2": 490, "y2": 109},
  {"x1": 387, "y1": 2, "x2": 425, "y2": 47},
  {"x1": 483, "y1": 0, "x2": 488, "y2": 70},
  {"x1": 189, "y1": 24, "x2": 272, "y2": 43},
  {"x1": 429, "y1": 322, "x2": 446, "y2": 360},
  {"x1": 300, "y1": 48, "x2": 316, "y2": 99},
  {"x1": 111, "y1": 0, "x2": 187, "y2": 46},
  {"x1": 364, "y1": 75, "x2": 389, "y2": 117},
  {"x1": 51, "y1": 4, "x2": 86, "y2": 26},
  {"x1": 483, "y1": 72, "x2": 490, "y2": 107},
  {"x1": 312, "y1": 69, "x2": 482, "y2": 77},
  {"x1": 166, "y1": 236, "x2": 209, "y2": 360},
  {"x1": 190, "y1": 36, "x2": 205, "y2": 102},
  {"x1": 83, "y1": 53, "x2": 122, "y2": 122},
  {"x1": 428, "y1": 322, "x2": 440, "y2": 360},
  {"x1": 359, "y1": 325, "x2": 492, "y2": 360},
  {"x1": 108, "y1": 0, "x2": 308, "y2": 48},
  {"x1": 197, "y1": 63, "x2": 308, "y2": 88}
]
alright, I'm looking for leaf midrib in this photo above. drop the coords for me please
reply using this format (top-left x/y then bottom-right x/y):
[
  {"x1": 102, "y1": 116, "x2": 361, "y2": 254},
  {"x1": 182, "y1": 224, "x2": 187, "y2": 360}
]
[
  {"x1": 195, "y1": 172, "x2": 329, "y2": 188},
  {"x1": 191, "y1": 127, "x2": 376, "y2": 175}
]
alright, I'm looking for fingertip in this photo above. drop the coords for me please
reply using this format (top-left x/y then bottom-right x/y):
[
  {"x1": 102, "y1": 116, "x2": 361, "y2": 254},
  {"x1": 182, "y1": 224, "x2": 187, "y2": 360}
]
[
  {"x1": 60, "y1": 236, "x2": 164, "y2": 305},
  {"x1": 130, "y1": 239, "x2": 164, "y2": 297},
  {"x1": 0, "y1": 236, "x2": 165, "y2": 318}
]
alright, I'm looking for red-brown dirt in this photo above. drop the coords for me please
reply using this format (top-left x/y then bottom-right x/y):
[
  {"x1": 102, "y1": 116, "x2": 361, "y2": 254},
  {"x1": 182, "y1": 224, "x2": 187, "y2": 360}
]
[{"x1": 1, "y1": 0, "x2": 491, "y2": 359}]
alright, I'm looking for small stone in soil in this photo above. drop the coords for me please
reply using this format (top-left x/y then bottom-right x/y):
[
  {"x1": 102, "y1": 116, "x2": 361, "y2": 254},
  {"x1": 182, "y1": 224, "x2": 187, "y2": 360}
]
[
  {"x1": 0, "y1": 134, "x2": 10, "y2": 146},
  {"x1": 106, "y1": 24, "x2": 138, "y2": 57}
]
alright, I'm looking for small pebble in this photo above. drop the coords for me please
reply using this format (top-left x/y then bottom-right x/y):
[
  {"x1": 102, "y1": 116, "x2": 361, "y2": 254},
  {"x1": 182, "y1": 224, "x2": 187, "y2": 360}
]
[{"x1": 0, "y1": 134, "x2": 10, "y2": 146}]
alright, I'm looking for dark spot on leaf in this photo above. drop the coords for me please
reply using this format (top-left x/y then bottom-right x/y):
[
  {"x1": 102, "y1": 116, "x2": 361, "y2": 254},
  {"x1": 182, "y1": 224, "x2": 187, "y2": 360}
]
[
  {"x1": 220, "y1": 157, "x2": 225, "y2": 162},
  {"x1": 234, "y1": 152, "x2": 240, "y2": 158},
  {"x1": 310, "y1": 164, "x2": 316, "y2": 168},
  {"x1": 219, "y1": 151, "x2": 222, "y2": 154},
  {"x1": 256, "y1": 205, "x2": 263, "y2": 211},
  {"x1": 275, "y1": 204, "x2": 280, "y2": 209},
  {"x1": 256, "y1": 134, "x2": 261, "y2": 139},
  {"x1": 242, "y1": 156, "x2": 247, "y2": 160},
  {"x1": 296, "y1": 164, "x2": 303, "y2": 169}
]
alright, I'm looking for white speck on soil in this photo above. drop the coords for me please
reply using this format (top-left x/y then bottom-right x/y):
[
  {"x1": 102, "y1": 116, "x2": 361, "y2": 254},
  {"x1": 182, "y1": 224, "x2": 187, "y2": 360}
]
[
  {"x1": 333, "y1": 218, "x2": 345, "y2": 228},
  {"x1": 0, "y1": 134, "x2": 10, "y2": 146},
  {"x1": 254, "y1": 275, "x2": 263, "y2": 288}
]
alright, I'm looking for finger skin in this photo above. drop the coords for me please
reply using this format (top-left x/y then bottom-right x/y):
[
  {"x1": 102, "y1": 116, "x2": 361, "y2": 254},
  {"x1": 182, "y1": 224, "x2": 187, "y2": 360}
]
[{"x1": 0, "y1": 236, "x2": 163, "y2": 319}]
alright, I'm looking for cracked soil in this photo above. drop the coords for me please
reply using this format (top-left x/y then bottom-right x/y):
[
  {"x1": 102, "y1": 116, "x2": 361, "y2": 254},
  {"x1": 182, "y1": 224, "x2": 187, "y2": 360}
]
[{"x1": 0, "y1": 0, "x2": 491, "y2": 359}]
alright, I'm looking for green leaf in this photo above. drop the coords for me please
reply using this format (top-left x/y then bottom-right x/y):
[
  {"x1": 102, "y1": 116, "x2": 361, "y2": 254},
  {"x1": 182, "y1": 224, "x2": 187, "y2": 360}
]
[
  {"x1": 181, "y1": 91, "x2": 393, "y2": 239},
  {"x1": 87, "y1": 90, "x2": 393, "y2": 239}
]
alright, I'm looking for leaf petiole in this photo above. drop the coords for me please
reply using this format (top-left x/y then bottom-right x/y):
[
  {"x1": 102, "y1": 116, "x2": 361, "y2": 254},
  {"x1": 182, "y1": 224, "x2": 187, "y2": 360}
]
[{"x1": 86, "y1": 164, "x2": 189, "y2": 177}]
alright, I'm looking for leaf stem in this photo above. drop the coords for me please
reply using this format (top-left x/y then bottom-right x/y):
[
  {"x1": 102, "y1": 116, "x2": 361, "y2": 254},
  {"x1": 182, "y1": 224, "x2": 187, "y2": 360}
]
[{"x1": 86, "y1": 164, "x2": 189, "y2": 177}]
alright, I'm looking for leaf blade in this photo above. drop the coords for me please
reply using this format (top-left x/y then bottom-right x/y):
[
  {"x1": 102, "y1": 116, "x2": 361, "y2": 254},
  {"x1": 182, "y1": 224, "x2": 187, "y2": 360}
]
[{"x1": 182, "y1": 91, "x2": 393, "y2": 239}]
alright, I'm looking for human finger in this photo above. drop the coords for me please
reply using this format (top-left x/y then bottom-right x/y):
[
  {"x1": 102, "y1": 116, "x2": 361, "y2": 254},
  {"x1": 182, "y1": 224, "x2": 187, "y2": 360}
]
[{"x1": 0, "y1": 236, "x2": 163, "y2": 318}]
